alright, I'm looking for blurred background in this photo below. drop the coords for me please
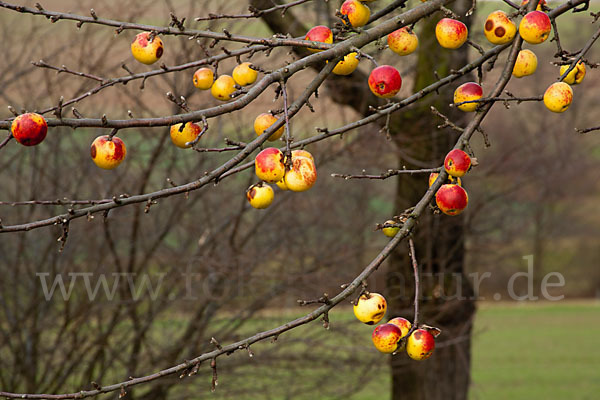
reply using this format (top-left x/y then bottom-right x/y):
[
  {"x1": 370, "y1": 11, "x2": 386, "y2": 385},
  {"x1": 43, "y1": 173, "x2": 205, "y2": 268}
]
[{"x1": 0, "y1": 1, "x2": 599, "y2": 399}]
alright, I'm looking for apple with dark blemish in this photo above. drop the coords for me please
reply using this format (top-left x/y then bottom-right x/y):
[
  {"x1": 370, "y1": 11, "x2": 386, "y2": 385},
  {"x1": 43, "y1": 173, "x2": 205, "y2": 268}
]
[
  {"x1": 444, "y1": 149, "x2": 471, "y2": 177},
  {"x1": 255, "y1": 147, "x2": 286, "y2": 183},
  {"x1": 340, "y1": 0, "x2": 370, "y2": 28},
  {"x1": 90, "y1": 135, "x2": 127, "y2": 170},
  {"x1": 519, "y1": 11, "x2": 551, "y2": 44},
  {"x1": 368, "y1": 65, "x2": 402, "y2": 98},
  {"x1": 353, "y1": 293, "x2": 387, "y2": 325},
  {"x1": 406, "y1": 328, "x2": 435, "y2": 360},
  {"x1": 435, "y1": 184, "x2": 469, "y2": 216},
  {"x1": 246, "y1": 182, "x2": 274, "y2": 209},
  {"x1": 131, "y1": 32, "x2": 163, "y2": 65},
  {"x1": 453, "y1": 82, "x2": 483, "y2": 112},
  {"x1": 435, "y1": 18, "x2": 468, "y2": 49},
  {"x1": 304, "y1": 25, "x2": 333, "y2": 53},
  {"x1": 372, "y1": 323, "x2": 403, "y2": 354},
  {"x1": 170, "y1": 122, "x2": 202, "y2": 149},
  {"x1": 483, "y1": 10, "x2": 516, "y2": 45},
  {"x1": 284, "y1": 151, "x2": 317, "y2": 192},
  {"x1": 11, "y1": 112, "x2": 47, "y2": 146}
]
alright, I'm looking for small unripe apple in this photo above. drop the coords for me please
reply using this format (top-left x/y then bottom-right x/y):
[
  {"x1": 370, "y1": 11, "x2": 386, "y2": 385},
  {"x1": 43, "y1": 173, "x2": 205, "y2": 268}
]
[
  {"x1": 435, "y1": 18, "x2": 468, "y2": 49},
  {"x1": 305, "y1": 26, "x2": 333, "y2": 52},
  {"x1": 387, "y1": 27, "x2": 419, "y2": 56},
  {"x1": 284, "y1": 153, "x2": 317, "y2": 192},
  {"x1": 372, "y1": 323, "x2": 403, "y2": 354},
  {"x1": 382, "y1": 220, "x2": 399, "y2": 238},
  {"x1": 368, "y1": 65, "x2": 402, "y2": 98},
  {"x1": 10, "y1": 113, "x2": 47, "y2": 146},
  {"x1": 170, "y1": 122, "x2": 202, "y2": 148},
  {"x1": 435, "y1": 184, "x2": 469, "y2": 216},
  {"x1": 512, "y1": 49, "x2": 538, "y2": 78},
  {"x1": 211, "y1": 75, "x2": 236, "y2": 101},
  {"x1": 453, "y1": 82, "x2": 483, "y2": 112},
  {"x1": 428, "y1": 172, "x2": 461, "y2": 187},
  {"x1": 131, "y1": 32, "x2": 163, "y2": 65},
  {"x1": 559, "y1": 61, "x2": 585, "y2": 85},
  {"x1": 246, "y1": 182, "x2": 274, "y2": 209},
  {"x1": 444, "y1": 149, "x2": 471, "y2": 177},
  {"x1": 232, "y1": 62, "x2": 258, "y2": 86},
  {"x1": 340, "y1": 0, "x2": 370, "y2": 28},
  {"x1": 90, "y1": 135, "x2": 127, "y2": 170},
  {"x1": 255, "y1": 147, "x2": 286, "y2": 183},
  {"x1": 353, "y1": 293, "x2": 387, "y2": 325},
  {"x1": 332, "y1": 52, "x2": 360, "y2": 76},
  {"x1": 193, "y1": 68, "x2": 214, "y2": 90},
  {"x1": 521, "y1": 0, "x2": 546, "y2": 11},
  {"x1": 543, "y1": 82, "x2": 573, "y2": 113},
  {"x1": 254, "y1": 113, "x2": 284, "y2": 141},
  {"x1": 406, "y1": 329, "x2": 435, "y2": 361},
  {"x1": 483, "y1": 10, "x2": 517, "y2": 45},
  {"x1": 519, "y1": 11, "x2": 551, "y2": 44}
]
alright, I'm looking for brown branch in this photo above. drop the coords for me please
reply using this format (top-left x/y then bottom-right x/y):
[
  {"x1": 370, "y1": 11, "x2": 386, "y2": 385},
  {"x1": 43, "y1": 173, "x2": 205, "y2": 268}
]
[
  {"x1": 408, "y1": 238, "x2": 420, "y2": 329},
  {"x1": 331, "y1": 167, "x2": 440, "y2": 180},
  {"x1": 195, "y1": 0, "x2": 314, "y2": 21}
]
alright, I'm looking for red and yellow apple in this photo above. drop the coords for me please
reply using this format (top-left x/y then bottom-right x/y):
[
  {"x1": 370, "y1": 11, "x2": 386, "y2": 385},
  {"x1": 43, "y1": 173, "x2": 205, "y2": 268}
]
[
  {"x1": 354, "y1": 293, "x2": 387, "y2": 325},
  {"x1": 382, "y1": 220, "x2": 399, "y2": 238},
  {"x1": 368, "y1": 65, "x2": 402, "y2": 98},
  {"x1": 90, "y1": 135, "x2": 127, "y2": 170},
  {"x1": 521, "y1": 0, "x2": 546, "y2": 11},
  {"x1": 340, "y1": 0, "x2": 370, "y2": 28},
  {"x1": 211, "y1": 75, "x2": 236, "y2": 101},
  {"x1": 254, "y1": 113, "x2": 284, "y2": 141},
  {"x1": 332, "y1": 52, "x2": 360, "y2": 76},
  {"x1": 193, "y1": 68, "x2": 214, "y2": 90},
  {"x1": 170, "y1": 122, "x2": 202, "y2": 148},
  {"x1": 543, "y1": 82, "x2": 573, "y2": 113},
  {"x1": 372, "y1": 323, "x2": 403, "y2": 354},
  {"x1": 305, "y1": 25, "x2": 333, "y2": 52},
  {"x1": 255, "y1": 147, "x2": 286, "y2": 183},
  {"x1": 232, "y1": 62, "x2": 258, "y2": 86},
  {"x1": 483, "y1": 10, "x2": 517, "y2": 45},
  {"x1": 131, "y1": 32, "x2": 163, "y2": 65},
  {"x1": 388, "y1": 317, "x2": 412, "y2": 337},
  {"x1": 428, "y1": 172, "x2": 461, "y2": 187},
  {"x1": 560, "y1": 61, "x2": 585, "y2": 85},
  {"x1": 444, "y1": 149, "x2": 471, "y2": 177},
  {"x1": 435, "y1": 18, "x2": 468, "y2": 49},
  {"x1": 512, "y1": 49, "x2": 538, "y2": 78},
  {"x1": 519, "y1": 11, "x2": 551, "y2": 44},
  {"x1": 435, "y1": 184, "x2": 469, "y2": 216},
  {"x1": 406, "y1": 328, "x2": 435, "y2": 360},
  {"x1": 387, "y1": 27, "x2": 419, "y2": 56},
  {"x1": 10, "y1": 112, "x2": 47, "y2": 146},
  {"x1": 284, "y1": 152, "x2": 317, "y2": 192},
  {"x1": 453, "y1": 82, "x2": 483, "y2": 112},
  {"x1": 246, "y1": 182, "x2": 274, "y2": 209}
]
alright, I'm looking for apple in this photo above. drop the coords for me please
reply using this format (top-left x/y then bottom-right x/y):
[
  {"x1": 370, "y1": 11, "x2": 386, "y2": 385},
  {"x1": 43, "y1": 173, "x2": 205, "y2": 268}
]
[
  {"x1": 291, "y1": 149, "x2": 314, "y2": 162},
  {"x1": 388, "y1": 317, "x2": 412, "y2": 337},
  {"x1": 483, "y1": 10, "x2": 517, "y2": 45},
  {"x1": 543, "y1": 82, "x2": 573, "y2": 113},
  {"x1": 332, "y1": 52, "x2": 360, "y2": 76},
  {"x1": 521, "y1": 0, "x2": 546, "y2": 11},
  {"x1": 444, "y1": 149, "x2": 471, "y2": 177},
  {"x1": 246, "y1": 182, "x2": 274, "y2": 209},
  {"x1": 512, "y1": 49, "x2": 538, "y2": 78},
  {"x1": 382, "y1": 220, "x2": 400, "y2": 238},
  {"x1": 453, "y1": 82, "x2": 483, "y2": 112},
  {"x1": 428, "y1": 172, "x2": 461, "y2": 187},
  {"x1": 284, "y1": 152, "x2": 317, "y2": 192},
  {"x1": 193, "y1": 68, "x2": 214, "y2": 90},
  {"x1": 406, "y1": 328, "x2": 435, "y2": 361},
  {"x1": 255, "y1": 147, "x2": 286, "y2": 183},
  {"x1": 387, "y1": 27, "x2": 419, "y2": 56},
  {"x1": 232, "y1": 62, "x2": 258, "y2": 86},
  {"x1": 276, "y1": 178, "x2": 288, "y2": 191},
  {"x1": 340, "y1": 0, "x2": 370, "y2": 28},
  {"x1": 519, "y1": 11, "x2": 551, "y2": 44},
  {"x1": 372, "y1": 323, "x2": 403, "y2": 354},
  {"x1": 353, "y1": 293, "x2": 387, "y2": 325},
  {"x1": 211, "y1": 75, "x2": 236, "y2": 101},
  {"x1": 170, "y1": 122, "x2": 202, "y2": 148},
  {"x1": 435, "y1": 18, "x2": 468, "y2": 49},
  {"x1": 305, "y1": 25, "x2": 333, "y2": 52},
  {"x1": 90, "y1": 135, "x2": 127, "y2": 170},
  {"x1": 435, "y1": 184, "x2": 469, "y2": 216},
  {"x1": 368, "y1": 65, "x2": 402, "y2": 98},
  {"x1": 560, "y1": 61, "x2": 585, "y2": 85},
  {"x1": 10, "y1": 112, "x2": 47, "y2": 146},
  {"x1": 254, "y1": 113, "x2": 284, "y2": 141},
  {"x1": 131, "y1": 32, "x2": 163, "y2": 65}
]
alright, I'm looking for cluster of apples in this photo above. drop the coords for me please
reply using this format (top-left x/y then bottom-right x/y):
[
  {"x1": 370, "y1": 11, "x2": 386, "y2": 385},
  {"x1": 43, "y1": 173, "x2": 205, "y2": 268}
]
[
  {"x1": 247, "y1": 148, "x2": 317, "y2": 209},
  {"x1": 353, "y1": 292, "x2": 437, "y2": 360}
]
